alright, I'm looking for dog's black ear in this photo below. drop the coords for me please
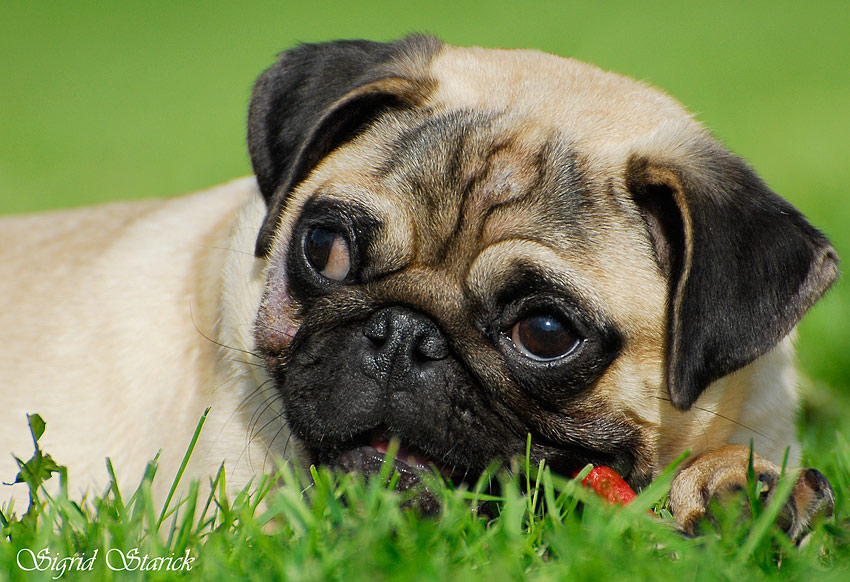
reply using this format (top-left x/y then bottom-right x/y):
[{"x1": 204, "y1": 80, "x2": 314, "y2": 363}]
[
  {"x1": 247, "y1": 35, "x2": 442, "y2": 257},
  {"x1": 627, "y1": 135, "x2": 839, "y2": 410}
]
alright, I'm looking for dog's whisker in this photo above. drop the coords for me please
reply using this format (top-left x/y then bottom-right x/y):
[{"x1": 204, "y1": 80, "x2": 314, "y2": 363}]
[
  {"x1": 254, "y1": 401, "x2": 290, "y2": 444},
  {"x1": 281, "y1": 432, "x2": 295, "y2": 460},
  {"x1": 189, "y1": 312, "x2": 265, "y2": 360},
  {"x1": 652, "y1": 395, "x2": 774, "y2": 442},
  {"x1": 245, "y1": 396, "x2": 286, "y2": 450},
  {"x1": 263, "y1": 423, "x2": 292, "y2": 470},
  {"x1": 229, "y1": 358, "x2": 265, "y2": 368},
  {"x1": 245, "y1": 400, "x2": 279, "y2": 440},
  {"x1": 241, "y1": 402, "x2": 286, "y2": 472},
  {"x1": 188, "y1": 304, "x2": 278, "y2": 364},
  {"x1": 207, "y1": 244, "x2": 259, "y2": 258},
  {"x1": 234, "y1": 380, "x2": 276, "y2": 415},
  {"x1": 210, "y1": 381, "x2": 277, "y2": 453}
]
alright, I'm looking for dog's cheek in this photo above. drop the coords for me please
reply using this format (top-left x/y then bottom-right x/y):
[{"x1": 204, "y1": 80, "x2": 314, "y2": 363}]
[
  {"x1": 255, "y1": 259, "x2": 301, "y2": 360},
  {"x1": 281, "y1": 324, "x2": 387, "y2": 440}
]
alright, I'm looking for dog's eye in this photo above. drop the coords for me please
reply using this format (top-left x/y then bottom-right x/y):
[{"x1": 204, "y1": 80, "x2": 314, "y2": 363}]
[
  {"x1": 305, "y1": 227, "x2": 351, "y2": 281},
  {"x1": 510, "y1": 314, "x2": 580, "y2": 361}
]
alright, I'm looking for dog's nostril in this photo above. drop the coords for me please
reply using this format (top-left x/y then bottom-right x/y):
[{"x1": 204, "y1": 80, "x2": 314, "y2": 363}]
[
  {"x1": 362, "y1": 307, "x2": 449, "y2": 364},
  {"x1": 416, "y1": 333, "x2": 448, "y2": 361},
  {"x1": 363, "y1": 310, "x2": 390, "y2": 344},
  {"x1": 416, "y1": 328, "x2": 449, "y2": 360}
]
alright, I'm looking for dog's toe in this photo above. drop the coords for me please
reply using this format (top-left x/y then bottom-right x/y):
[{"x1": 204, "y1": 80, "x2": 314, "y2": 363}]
[
  {"x1": 669, "y1": 445, "x2": 833, "y2": 542},
  {"x1": 778, "y1": 467, "x2": 835, "y2": 541}
]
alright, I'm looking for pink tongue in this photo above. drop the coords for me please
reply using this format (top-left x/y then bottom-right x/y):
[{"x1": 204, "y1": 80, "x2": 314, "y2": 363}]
[{"x1": 371, "y1": 439, "x2": 432, "y2": 470}]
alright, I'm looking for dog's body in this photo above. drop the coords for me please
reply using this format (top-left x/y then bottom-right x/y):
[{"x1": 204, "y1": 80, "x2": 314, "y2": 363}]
[
  {"x1": 0, "y1": 179, "x2": 281, "y2": 502},
  {"x1": 0, "y1": 37, "x2": 837, "y2": 536}
]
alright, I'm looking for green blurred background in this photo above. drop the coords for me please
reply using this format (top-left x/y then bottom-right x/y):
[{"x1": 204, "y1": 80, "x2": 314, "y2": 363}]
[{"x1": 1, "y1": 1, "x2": 847, "y2": 436}]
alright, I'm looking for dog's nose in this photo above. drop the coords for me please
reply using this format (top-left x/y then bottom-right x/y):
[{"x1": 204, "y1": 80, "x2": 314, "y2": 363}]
[{"x1": 362, "y1": 307, "x2": 449, "y2": 384}]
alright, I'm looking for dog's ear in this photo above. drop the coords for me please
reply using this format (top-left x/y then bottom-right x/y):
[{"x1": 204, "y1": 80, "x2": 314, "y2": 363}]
[
  {"x1": 247, "y1": 36, "x2": 441, "y2": 257},
  {"x1": 627, "y1": 131, "x2": 839, "y2": 410}
]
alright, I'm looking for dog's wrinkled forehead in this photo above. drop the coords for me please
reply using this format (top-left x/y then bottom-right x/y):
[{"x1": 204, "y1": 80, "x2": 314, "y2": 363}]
[{"x1": 371, "y1": 111, "x2": 603, "y2": 267}]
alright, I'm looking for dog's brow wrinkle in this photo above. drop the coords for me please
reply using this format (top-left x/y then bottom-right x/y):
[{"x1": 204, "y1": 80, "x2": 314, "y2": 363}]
[{"x1": 376, "y1": 108, "x2": 531, "y2": 269}]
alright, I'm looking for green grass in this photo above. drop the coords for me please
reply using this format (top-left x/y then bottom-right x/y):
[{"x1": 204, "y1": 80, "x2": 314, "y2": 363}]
[{"x1": 2, "y1": 414, "x2": 849, "y2": 581}]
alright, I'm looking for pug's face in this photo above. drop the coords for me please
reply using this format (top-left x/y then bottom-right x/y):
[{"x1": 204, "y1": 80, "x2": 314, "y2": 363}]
[{"x1": 248, "y1": 37, "x2": 837, "y2": 490}]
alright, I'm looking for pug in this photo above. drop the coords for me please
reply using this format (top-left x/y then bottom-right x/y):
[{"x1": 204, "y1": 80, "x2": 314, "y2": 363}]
[{"x1": 0, "y1": 36, "x2": 837, "y2": 539}]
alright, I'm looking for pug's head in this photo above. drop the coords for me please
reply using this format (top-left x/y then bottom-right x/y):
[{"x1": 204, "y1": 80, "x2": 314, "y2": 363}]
[{"x1": 247, "y1": 36, "x2": 838, "y2": 491}]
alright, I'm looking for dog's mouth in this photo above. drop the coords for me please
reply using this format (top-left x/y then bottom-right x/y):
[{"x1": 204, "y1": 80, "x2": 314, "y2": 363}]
[
  {"x1": 369, "y1": 438, "x2": 448, "y2": 475},
  {"x1": 324, "y1": 428, "x2": 455, "y2": 477},
  {"x1": 318, "y1": 428, "x2": 452, "y2": 514}
]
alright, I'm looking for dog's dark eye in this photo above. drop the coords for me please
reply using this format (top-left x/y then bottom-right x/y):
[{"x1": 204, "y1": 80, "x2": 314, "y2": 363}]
[
  {"x1": 510, "y1": 314, "x2": 580, "y2": 361},
  {"x1": 305, "y1": 227, "x2": 351, "y2": 281}
]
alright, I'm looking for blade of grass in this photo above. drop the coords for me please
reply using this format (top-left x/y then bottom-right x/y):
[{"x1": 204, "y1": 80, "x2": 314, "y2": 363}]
[
  {"x1": 195, "y1": 463, "x2": 225, "y2": 533},
  {"x1": 550, "y1": 464, "x2": 594, "y2": 519},
  {"x1": 105, "y1": 457, "x2": 124, "y2": 511},
  {"x1": 129, "y1": 455, "x2": 160, "y2": 525},
  {"x1": 172, "y1": 480, "x2": 199, "y2": 551},
  {"x1": 540, "y1": 467, "x2": 562, "y2": 525},
  {"x1": 626, "y1": 450, "x2": 691, "y2": 516},
  {"x1": 157, "y1": 407, "x2": 209, "y2": 528},
  {"x1": 746, "y1": 440, "x2": 760, "y2": 519}
]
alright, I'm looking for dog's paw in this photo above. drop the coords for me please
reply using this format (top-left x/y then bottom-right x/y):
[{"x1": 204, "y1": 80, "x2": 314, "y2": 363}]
[{"x1": 668, "y1": 444, "x2": 834, "y2": 542}]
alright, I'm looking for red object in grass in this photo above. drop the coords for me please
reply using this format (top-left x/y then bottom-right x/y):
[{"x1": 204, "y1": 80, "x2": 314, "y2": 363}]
[{"x1": 573, "y1": 466, "x2": 638, "y2": 505}]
